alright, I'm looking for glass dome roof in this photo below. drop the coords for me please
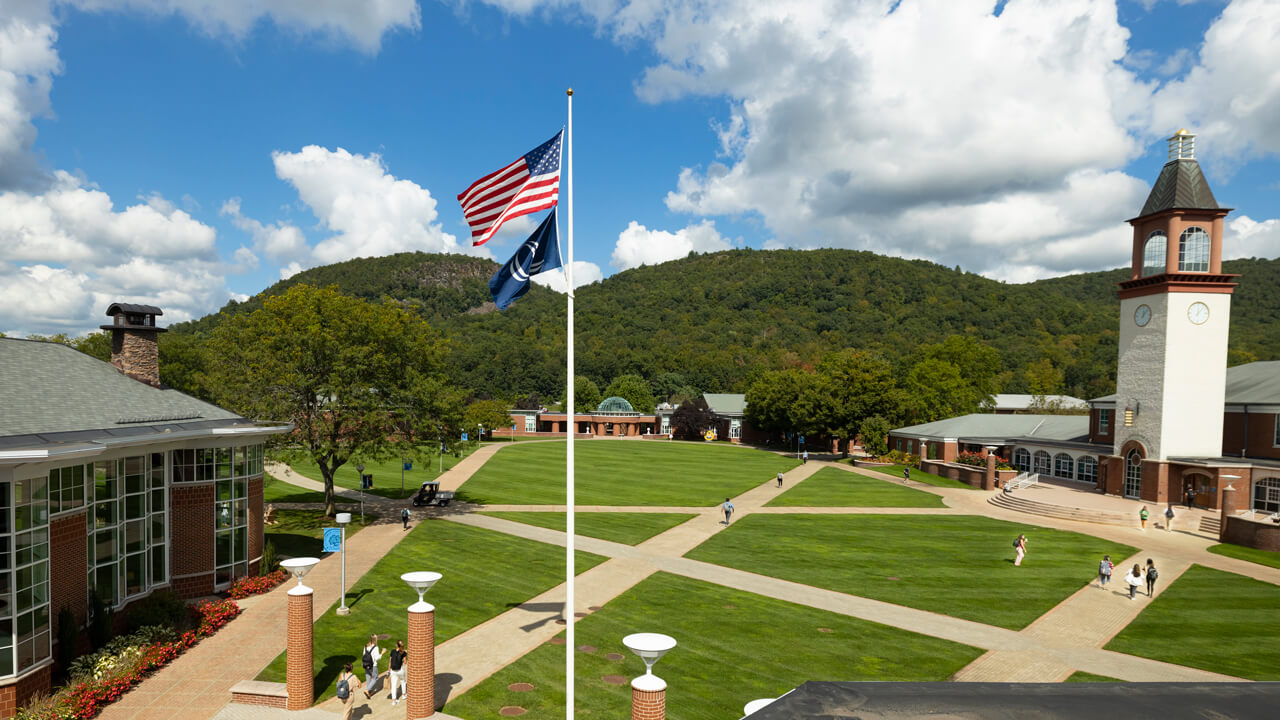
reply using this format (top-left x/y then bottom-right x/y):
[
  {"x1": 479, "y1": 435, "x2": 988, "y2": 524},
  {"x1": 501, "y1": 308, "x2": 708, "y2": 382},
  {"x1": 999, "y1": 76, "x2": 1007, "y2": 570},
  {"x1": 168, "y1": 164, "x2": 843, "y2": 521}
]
[{"x1": 597, "y1": 396, "x2": 635, "y2": 413}]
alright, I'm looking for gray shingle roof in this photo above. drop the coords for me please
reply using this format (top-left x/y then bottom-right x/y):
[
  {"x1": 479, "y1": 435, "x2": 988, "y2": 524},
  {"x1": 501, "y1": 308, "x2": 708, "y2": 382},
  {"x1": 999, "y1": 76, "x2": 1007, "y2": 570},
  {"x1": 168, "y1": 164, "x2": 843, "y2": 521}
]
[
  {"x1": 0, "y1": 338, "x2": 242, "y2": 439},
  {"x1": 1091, "y1": 361, "x2": 1280, "y2": 406},
  {"x1": 1139, "y1": 159, "x2": 1219, "y2": 217},
  {"x1": 704, "y1": 393, "x2": 747, "y2": 415},
  {"x1": 892, "y1": 413, "x2": 1089, "y2": 442}
]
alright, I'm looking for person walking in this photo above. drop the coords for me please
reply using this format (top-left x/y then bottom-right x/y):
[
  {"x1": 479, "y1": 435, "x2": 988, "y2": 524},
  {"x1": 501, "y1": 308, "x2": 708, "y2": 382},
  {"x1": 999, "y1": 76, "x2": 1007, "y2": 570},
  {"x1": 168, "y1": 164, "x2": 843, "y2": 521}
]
[
  {"x1": 336, "y1": 663, "x2": 361, "y2": 720},
  {"x1": 361, "y1": 634, "x2": 382, "y2": 698},
  {"x1": 1098, "y1": 554, "x2": 1113, "y2": 588},
  {"x1": 1164, "y1": 504, "x2": 1175, "y2": 532},
  {"x1": 1145, "y1": 559, "x2": 1159, "y2": 597},
  {"x1": 802, "y1": 450, "x2": 808, "y2": 464},
  {"x1": 387, "y1": 640, "x2": 407, "y2": 705},
  {"x1": 722, "y1": 498, "x2": 735, "y2": 525},
  {"x1": 1184, "y1": 482, "x2": 1195, "y2": 508},
  {"x1": 1013, "y1": 534, "x2": 1027, "y2": 566},
  {"x1": 776, "y1": 472, "x2": 784, "y2": 488},
  {"x1": 903, "y1": 467, "x2": 911, "y2": 483},
  {"x1": 1125, "y1": 564, "x2": 1144, "y2": 600},
  {"x1": 401, "y1": 506, "x2": 411, "y2": 530},
  {"x1": 1139, "y1": 505, "x2": 1149, "y2": 530}
]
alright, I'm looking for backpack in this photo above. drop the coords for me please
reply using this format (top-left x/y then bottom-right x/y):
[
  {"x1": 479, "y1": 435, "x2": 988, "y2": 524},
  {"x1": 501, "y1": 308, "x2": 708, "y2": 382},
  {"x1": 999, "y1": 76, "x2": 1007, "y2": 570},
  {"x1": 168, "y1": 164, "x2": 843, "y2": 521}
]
[
  {"x1": 362, "y1": 646, "x2": 374, "y2": 670},
  {"x1": 1147, "y1": 567, "x2": 1158, "y2": 580},
  {"x1": 336, "y1": 677, "x2": 350, "y2": 700},
  {"x1": 1100, "y1": 560, "x2": 1111, "y2": 575},
  {"x1": 1012, "y1": 538, "x2": 1019, "y2": 548},
  {"x1": 390, "y1": 650, "x2": 404, "y2": 671}
]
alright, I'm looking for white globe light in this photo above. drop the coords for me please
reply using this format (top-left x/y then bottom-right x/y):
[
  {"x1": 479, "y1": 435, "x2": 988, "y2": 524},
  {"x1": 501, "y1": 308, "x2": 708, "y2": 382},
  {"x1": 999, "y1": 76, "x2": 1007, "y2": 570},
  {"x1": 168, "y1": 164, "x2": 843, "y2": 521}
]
[
  {"x1": 622, "y1": 633, "x2": 676, "y2": 676},
  {"x1": 280, "y1": 557, "x2": 320, "y2": 590},
  {"x1": 401, "y1": 571, "x2": 442, "y2": 604}
]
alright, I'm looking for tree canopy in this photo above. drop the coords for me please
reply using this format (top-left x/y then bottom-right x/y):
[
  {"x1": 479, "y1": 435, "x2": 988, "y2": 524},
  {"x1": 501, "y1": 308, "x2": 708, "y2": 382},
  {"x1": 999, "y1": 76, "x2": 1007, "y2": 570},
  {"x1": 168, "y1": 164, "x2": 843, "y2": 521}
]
[{"x1": 209, "y1": 284, "x2": 460, "y2": 515}]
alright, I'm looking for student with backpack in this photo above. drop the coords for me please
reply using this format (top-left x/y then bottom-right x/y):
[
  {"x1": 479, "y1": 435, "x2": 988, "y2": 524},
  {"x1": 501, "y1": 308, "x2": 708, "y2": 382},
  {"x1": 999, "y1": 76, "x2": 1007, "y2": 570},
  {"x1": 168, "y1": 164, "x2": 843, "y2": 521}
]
[
  {"x1": 1145, "y1": 559, "x2": 1159, "y2": 597},
  {"x1": 1098, "y1": 554, "x2": 1114, "y2": 588},
  {"x1": 388, "y1": 640, "x2": 408, "y2": 705},
  {"x1": 1013, "y1": 534, "x2": 1027, "y2": 566},
  {"x1": 361, "y1": 634, "x2": 382, "y2": 698},
  {"x1": 336, "y1": 663, "x2": 360, "y2": 720}
]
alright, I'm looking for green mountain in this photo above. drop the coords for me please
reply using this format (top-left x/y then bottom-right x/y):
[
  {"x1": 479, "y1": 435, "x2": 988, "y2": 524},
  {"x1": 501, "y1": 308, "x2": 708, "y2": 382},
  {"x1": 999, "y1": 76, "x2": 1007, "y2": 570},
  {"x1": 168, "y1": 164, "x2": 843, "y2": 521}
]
[{"x1": 169, "y1": 250, "x2": 1280, "y2": 402}]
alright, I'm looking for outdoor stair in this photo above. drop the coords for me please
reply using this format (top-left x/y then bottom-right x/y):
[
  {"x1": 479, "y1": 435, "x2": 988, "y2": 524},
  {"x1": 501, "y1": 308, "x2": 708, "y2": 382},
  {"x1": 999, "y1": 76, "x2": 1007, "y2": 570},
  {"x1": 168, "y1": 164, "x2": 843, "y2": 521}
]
[
  {"x1": 1199, "y1": 515, "x2": 1222, "y2": 536},
  {"x1": 988, "y1": 491, "x2": 1137, "y2": 527}
]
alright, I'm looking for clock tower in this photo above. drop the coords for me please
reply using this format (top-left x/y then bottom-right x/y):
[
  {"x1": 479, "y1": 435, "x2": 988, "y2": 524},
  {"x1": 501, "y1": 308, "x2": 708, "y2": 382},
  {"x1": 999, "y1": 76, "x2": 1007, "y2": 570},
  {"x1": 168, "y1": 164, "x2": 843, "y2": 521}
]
[{"x1": 1113, "y1": 130, "x2": 1236, "y2": 497}]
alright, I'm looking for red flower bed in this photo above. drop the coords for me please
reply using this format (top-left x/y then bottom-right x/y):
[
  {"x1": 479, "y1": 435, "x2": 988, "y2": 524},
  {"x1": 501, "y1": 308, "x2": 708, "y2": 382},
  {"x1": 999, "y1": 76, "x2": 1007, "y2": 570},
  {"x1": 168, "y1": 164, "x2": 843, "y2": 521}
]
[
  {"x1": 226, "y1": 569, "x2": 288, "y2": 599},
  {"x1": 19, "y1": 600, "x2": 241, "y2": 719}
]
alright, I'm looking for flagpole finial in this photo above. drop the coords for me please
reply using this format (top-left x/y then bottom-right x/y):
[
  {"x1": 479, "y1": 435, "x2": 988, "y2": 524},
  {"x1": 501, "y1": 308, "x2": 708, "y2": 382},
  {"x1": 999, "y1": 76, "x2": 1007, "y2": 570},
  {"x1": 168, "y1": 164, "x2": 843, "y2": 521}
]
[{"x1": 566, "y1": 87, "x2": 574, "y2": 96}]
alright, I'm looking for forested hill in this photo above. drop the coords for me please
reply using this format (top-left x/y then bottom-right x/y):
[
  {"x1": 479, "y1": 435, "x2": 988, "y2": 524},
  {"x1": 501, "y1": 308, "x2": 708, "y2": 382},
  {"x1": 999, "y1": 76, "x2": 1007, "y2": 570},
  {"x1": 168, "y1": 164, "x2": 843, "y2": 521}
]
[{"x1": 171, "y1": 250, "x2": 1280, "y2": 402}]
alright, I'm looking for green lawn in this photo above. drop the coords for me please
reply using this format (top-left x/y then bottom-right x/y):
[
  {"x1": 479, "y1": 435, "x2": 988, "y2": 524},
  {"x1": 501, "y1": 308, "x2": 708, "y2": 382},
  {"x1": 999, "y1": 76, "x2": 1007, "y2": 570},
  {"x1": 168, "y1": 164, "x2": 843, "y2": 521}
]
[
  {"x1": 767, "y1": 467, "x2": 946, "y2": 508},
  {"x1": 262, "y1": 472, "x2": 327, "y2": 504},
  {"x1": 1105, "y1": 564, "x2": 1280, "y2": 680},
  {"x1": 686, "y1": 514, "x2": 1136, "y2": 630},
  {"x1": 1206, "y1": 542, "x2": 1280, "y2": 570},
  {"x1": 264, "y1": 508, "x2": 376, "y2": 559},
  {"x1": 456, "y1": 441, "x2": 798, "y2": 506},
  {"x1": 284, "y1": 444, "x2": 480, "y2": 500},
  {"x1": 257, "y1": 518, "x2": 605, "y2": 701},
  {"x1": 1066, "y1": 671, "x2": 1123, "y2": 682},
  {"x1": 867, "y1": 464, "x2": 979, "y2": 490},
  {"x1": 445, "y1": 572, "x2": 983, "y2": 720},
  {"x1": 478, "y1": 512, "x2": 698, "y2": 545}
]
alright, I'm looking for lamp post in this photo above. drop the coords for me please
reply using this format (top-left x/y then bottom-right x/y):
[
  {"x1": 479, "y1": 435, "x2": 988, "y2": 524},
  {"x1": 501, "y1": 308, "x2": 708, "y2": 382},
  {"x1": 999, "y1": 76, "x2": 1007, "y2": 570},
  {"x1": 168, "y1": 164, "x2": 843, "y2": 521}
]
[
  {"x1": 401, "y1": 571, "x2": 442, "y2": 718},
  {"x1": 335, "y1": 512, "x2": 352, "y2": 616},
  {"x1": 281, "y1": 557, "x2": 320, "y2": 709},
  {"x1": 622, "y1": 633, "x2": 676, "y2": 720},
  {"x1": 356, "y1": 463, "x2": 366, "y2": 524}
]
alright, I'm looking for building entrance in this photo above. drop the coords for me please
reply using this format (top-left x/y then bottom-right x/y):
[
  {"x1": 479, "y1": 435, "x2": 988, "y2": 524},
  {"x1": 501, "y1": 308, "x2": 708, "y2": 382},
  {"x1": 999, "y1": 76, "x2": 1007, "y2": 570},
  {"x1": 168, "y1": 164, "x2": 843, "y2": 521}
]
[{"x1": 1124, "y1": 450, "x2": 1142, "y2": 498}]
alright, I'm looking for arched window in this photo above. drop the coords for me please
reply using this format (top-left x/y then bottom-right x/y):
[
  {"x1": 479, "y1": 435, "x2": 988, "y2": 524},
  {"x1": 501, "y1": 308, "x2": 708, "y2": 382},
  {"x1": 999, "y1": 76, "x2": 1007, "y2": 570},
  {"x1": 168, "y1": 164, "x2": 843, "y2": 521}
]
[
  {"x1": 1077, "y1": 456, "x2": 1098, "y2": 485},
  {"x1": 1125, "y1": 449, "x2": 1143, "y2": 497},
  {"x1": 1033, "y1": 450, "x2": 1051, "y2": 476},
  {"x1": 1054, "y1": 453, "x2": 1074, "y2": 479},
  {"x1": 1142, "y1": 231, "x2": 1167, "y2": 276},
  {"x1": 1178, "y1": 226, "x2": 1210, "y2": 272},
  {"x1": 1013, "y1": 448, "x2": 1030, "y2": 472},
  {"x1": 1254, "y1": 478, "x2": 1280, "y2": 515}
]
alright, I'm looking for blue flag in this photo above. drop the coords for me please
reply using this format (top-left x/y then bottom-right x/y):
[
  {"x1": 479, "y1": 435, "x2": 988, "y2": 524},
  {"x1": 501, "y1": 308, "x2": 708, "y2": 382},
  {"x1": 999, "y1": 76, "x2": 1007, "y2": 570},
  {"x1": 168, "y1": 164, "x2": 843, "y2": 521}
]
[
  {"x1": 489, "y1": 209, "x2": 563, "y2": 310},
  {"x1": 323, "y1": 527, "x2": 342, "y2": 552}
]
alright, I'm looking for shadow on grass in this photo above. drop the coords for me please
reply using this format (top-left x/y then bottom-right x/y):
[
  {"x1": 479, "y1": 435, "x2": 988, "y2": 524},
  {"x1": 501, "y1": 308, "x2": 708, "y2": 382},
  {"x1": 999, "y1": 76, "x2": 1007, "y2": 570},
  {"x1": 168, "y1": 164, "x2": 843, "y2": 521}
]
[
  {"x1": 315, "y1": 654, "x2": 357, "y2": 700},
  {"x1": 433, "y1": 672, "x2": 464, "y2": 707},
  {"x1": 345, "y1": 588, "x2": 375, "y2": 609},
  {"x1": 265, "y1": 532, "x2": 322, "y2": 559}
]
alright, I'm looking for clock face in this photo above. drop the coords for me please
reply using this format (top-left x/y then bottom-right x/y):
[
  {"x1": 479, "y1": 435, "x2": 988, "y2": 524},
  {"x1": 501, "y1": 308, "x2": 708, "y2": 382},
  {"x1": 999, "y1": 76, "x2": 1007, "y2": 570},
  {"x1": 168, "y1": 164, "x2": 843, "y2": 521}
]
[
  {"x1": 1134, "y1": 304, "x2": 1151, "y2": 327},
  {"x1": 1188, "y1": 301, "x2": 1210, "y2": 325}
]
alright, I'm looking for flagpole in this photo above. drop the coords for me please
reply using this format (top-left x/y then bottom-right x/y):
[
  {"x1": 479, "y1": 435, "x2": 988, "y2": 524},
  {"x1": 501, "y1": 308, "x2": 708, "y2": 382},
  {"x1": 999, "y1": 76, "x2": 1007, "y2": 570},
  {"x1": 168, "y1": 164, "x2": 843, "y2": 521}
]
[{"x1": 564, "y1": 86, "x2": 576, "y2": 720}]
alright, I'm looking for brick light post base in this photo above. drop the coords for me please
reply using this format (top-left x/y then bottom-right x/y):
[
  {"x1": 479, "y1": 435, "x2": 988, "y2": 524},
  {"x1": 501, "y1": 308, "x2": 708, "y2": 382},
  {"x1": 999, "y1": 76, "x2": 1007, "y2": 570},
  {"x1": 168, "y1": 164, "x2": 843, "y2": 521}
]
[
  {"x1": 630, "y1": 674, "x2": 666, "y2": 720},
  {"x1": 286, "y1": 587, "x2": 314, "y2": 710},
  {"x1": 407, "y1": 602, "x2": 436, "y2": 718}
]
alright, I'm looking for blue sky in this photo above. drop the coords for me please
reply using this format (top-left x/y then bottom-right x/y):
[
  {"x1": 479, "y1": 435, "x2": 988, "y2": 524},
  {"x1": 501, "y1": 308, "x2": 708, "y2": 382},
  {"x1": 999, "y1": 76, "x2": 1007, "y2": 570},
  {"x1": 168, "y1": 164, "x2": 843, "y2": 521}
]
[{"x1": 1, "y1": 0, "x2": 1277, "y2": 335}]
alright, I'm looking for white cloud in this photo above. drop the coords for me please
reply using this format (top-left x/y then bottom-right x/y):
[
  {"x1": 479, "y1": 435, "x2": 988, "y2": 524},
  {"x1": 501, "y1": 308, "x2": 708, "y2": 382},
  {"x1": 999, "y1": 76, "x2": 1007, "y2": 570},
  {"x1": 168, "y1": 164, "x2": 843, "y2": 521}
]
[
  {"x1": 271, "y1": 145, "x2": 474, "y2": 265},
  {"x1": 531, "y1": 260, "x2": 603, "y2": 292},
  {"x1": 611, "y1": 219, "x2": 731, "y2": 270},
  {"x1": 0, "y1": 3, "x2": 60, "y2": 190},
  {"x1": 279, "y1": 261, "x2": 304, "y2": 280},
  {"x1": 1224, "y1": 215, "x2": 1280, "y2": 260},
  {"x1": 221, "y1": 197, "x2": 310, "y2": 264},
  {"x1": 1149, "y1": 0, "x2": 1280, "y2": 165},
  {"x1": 67, "y1": 0, "x2": 420, "y2": 53}
]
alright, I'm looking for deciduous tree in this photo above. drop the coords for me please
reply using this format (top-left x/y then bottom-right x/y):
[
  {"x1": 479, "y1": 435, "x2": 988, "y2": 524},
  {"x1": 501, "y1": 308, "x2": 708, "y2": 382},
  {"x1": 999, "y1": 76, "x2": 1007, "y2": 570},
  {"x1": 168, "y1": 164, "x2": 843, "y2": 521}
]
[
  {"x1": 210, "y1": 284, "x2": 460, "y2": 516},
  {"x1": 603, "y1": 373, "x2": 656, "y2": 413}
]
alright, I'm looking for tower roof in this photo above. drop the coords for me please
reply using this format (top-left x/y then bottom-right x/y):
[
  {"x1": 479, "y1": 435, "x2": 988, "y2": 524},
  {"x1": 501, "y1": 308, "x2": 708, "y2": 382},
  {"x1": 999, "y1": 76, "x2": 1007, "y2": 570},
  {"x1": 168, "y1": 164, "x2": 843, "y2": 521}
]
[{"x1": 1138, "y1": 159, "x2": 1219, "y2": 217}]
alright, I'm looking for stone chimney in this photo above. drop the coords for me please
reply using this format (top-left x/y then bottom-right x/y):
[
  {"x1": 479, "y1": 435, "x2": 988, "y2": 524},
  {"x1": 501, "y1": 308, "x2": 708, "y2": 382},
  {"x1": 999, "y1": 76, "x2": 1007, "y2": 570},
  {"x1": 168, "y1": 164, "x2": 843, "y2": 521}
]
[{"x1": 100, "y1": 303, "x2": 166, "y2": 386}]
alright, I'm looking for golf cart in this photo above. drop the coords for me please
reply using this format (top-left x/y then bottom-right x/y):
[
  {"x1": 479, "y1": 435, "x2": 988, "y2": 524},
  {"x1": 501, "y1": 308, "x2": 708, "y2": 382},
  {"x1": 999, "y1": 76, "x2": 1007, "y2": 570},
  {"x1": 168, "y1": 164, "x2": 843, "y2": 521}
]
[{"x1": 412, "y1": 480, "x2": 454, "y2": 507}]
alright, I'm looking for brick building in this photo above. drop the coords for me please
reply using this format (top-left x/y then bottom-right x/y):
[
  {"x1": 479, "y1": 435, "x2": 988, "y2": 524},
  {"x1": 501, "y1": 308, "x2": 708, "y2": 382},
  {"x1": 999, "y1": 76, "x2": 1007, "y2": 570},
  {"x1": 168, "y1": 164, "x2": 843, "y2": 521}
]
[{"x1": 0, "y1": 304, "x2": 288, "y2": 714}]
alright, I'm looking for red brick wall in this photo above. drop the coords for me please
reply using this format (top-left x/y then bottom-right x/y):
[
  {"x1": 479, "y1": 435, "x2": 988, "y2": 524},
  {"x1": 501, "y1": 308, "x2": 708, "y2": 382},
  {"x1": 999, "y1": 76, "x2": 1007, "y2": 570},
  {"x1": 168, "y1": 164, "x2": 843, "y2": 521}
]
[
  {"x1": 0, "y1": 665, "x2": 51, "y2": 718},
  {"x1": 1221, "y1": 515, "x2": 1280, "y2": 551},
  {"x1": 170, "y1": 484, "x2": 215, "y2": 599},
  {"x1": 286, "y1": 591, "x2": 313, "y2": 710},
  {"x1": 229, "y1": 691, "x2": 288, "y2": 709},
  {"x1": 631, "y1": 686, "x2": 665, "y2": 720},
  {"x1": 248, "y1": 475, "x2": 264, "y2": 574},
  {"x1": 407, "y1": 607, "x2": 435, "y2": 718},
  {"x1": 49, "y1": 513, "x2": 89, "y2": 629},
  {"x1": 1222, "y1": 411, "x2": 1280, "y2": 460}
]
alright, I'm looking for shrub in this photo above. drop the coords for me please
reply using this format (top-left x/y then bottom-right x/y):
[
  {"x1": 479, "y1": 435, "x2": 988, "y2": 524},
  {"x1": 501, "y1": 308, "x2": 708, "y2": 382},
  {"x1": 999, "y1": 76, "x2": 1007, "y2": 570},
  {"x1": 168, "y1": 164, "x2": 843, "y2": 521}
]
[
  {"x1": 56, "y1": 607, "x2": 78, "y2": 675},
  {"x1": 87, "y1": 591, "x2": 113, "y2": 651},
  {"x1": 124, "y1": 590, "x2": 189, "y2": 635},
  {"x1": 259, "y1": 539, "x2": 279, "y2": 576}
]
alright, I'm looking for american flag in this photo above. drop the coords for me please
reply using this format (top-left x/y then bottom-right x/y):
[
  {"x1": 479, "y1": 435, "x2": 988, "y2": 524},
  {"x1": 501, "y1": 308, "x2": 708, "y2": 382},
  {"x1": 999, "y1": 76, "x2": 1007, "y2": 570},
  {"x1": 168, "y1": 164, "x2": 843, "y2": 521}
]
[{"x1": 457, "y1": 130, "x2": 563, "y2": 247}]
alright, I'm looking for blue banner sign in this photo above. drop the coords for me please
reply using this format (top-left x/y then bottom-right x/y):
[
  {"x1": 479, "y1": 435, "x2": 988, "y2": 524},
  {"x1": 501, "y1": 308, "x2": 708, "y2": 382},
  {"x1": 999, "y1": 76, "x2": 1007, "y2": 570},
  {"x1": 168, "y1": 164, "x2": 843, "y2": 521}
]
[{"x1": 323, "y1": 527, "x2": 342, "y2": 552}]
